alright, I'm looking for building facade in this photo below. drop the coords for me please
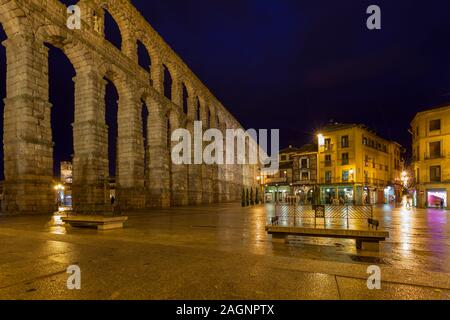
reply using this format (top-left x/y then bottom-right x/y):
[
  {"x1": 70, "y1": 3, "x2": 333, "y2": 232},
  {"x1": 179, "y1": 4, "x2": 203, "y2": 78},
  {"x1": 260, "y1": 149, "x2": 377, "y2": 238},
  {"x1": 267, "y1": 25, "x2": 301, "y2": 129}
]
[
  {"x1": 412, "y1": 105, "x2": 450, "y2": 208},
  {"x1": 291, "y1": 144, "x2": 318, "y2": 204},
  {"x1": 263, "y1": 146, "x2": 298, "y2": 202},
  {"x1": 263, "y1": 144, "x2": 318, "y2": 203},
  {"x1": 317, "y1": 123, "x2": 403, "y2": 205}
]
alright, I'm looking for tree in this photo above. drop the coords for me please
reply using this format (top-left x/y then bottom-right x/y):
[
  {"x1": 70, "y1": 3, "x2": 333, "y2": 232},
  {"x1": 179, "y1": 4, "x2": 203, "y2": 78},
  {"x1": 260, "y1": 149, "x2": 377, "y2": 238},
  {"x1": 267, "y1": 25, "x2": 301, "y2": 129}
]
[
  {"x1": 250, "y1": 188, "x2": 254, "y2": 205},
  {"x1": 246, "y1": 189, "x2": 250, "y2": 206},
  {"x1": 255, "y1": 188, "x2": 259, "y2": 205},
  {"x1": 241, "y1": 189, "x2": 246, "y2": 207}
]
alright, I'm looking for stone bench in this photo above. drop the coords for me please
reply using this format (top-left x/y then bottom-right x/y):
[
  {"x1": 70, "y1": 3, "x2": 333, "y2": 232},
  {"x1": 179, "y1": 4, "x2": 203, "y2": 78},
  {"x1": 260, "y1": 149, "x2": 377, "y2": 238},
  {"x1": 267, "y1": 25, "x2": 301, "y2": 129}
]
[
  {"x1": 62, "y1": 216, "x2": 128, "y2": 230},
  {"x1": 266, "y1": 225, "x2": 389, "y2": 251}
]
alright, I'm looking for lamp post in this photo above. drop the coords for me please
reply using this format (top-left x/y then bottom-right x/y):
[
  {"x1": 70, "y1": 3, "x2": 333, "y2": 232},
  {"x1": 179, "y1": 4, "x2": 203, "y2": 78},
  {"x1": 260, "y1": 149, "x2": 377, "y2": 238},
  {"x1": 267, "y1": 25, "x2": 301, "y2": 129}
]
[{"x1": 54, "y1": 183, "x2": 65, "y2": 209}]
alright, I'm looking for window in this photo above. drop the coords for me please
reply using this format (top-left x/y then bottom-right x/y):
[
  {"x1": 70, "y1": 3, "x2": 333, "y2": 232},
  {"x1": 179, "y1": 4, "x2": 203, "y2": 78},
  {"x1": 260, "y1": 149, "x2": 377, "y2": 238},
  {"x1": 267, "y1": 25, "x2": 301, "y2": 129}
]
[
  {"x1": 429, "y1": 141, "x2": 441, "y2": 159},
  {"x1": 324, "y1": 138, "x2": 331, "y2": 151},
  {"x1": 341, "y1": 135, "x2": 349, "y2": 148},
  {"x1": 301, "y1": 171, "x2": 310, "y2": 180},
  {"x1": 416, "y1": 126, "x2": 419, "y2": 137},
  {"x1": 416, "y1": 168, "x2": 420, "y2": 184},
  {"x1": 365, "y1": 155, "x2": 369, "y2": 167},
  {"x1": 325, "y1": 171, "x2": 332, "y2": 183},
  {"x1": 364, "y1": 171, "x2": 369, "y2": 183},
  {"x1": 342, "y1": 170, "x2": 349, "y2": 182},
  {"x1": 385, "y1": 165, "x2": 388, "y2": 171},
  {"x1": 429, "y1": 119, "x2": 441, "y2": 131},
  {"x1": 363, "y1": 136, "x2": 368, "y2": 145},
  {"x1": 280, "y1": 155, "x2": 287, "y2": 161},
  {"x1": 325, "y1": 154, "x2": 332, "y2": 167},
  {"x1": 342, "y1": 153, "x2": 349, "y2": 165},
  {"x1": 430, "y1": 166, "x2": 441, "y2": 182},
  {"x1": 300, "y1": 158, "x2": 309, "y2": 169}
]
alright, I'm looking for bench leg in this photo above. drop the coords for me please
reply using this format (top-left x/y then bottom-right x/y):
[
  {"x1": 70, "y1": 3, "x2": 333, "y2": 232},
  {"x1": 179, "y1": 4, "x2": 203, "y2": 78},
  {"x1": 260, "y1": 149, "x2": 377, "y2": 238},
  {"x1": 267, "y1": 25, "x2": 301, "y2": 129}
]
[
  {"x1": 97, "y1": 222, "x2": 124, "y2": 230},
  {"x1": 361, "y1": 241, "x2": 380, "y2": 252},
  {"x1": 356, "y1": 239, "x2": 362, "y2": 250},
  {"x1": 271, "y1": 234, "x2": 288, "y2": 244}
]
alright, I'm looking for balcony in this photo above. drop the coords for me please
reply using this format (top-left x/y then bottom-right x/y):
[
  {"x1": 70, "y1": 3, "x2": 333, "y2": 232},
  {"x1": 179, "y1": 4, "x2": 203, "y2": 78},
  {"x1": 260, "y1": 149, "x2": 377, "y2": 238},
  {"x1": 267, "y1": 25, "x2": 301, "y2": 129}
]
[
  {"x1": 424, "y1": 152, "x2": 445, "y2": 160},
  {"x1": 322, "y1": 144, "x2": 334, "y2": 152},
  {"x1": 317, "y1": 177, "x2": 388, "y2": 186},
  {"x1": 364, "y1": 178, "x2": 388, "y2": 186},
  {"x1": 430, "y1": 176, "x2": 442, "y2": 183},
  {"x1": 265, "y1": 177, "x2": 287, "y2": 185}
]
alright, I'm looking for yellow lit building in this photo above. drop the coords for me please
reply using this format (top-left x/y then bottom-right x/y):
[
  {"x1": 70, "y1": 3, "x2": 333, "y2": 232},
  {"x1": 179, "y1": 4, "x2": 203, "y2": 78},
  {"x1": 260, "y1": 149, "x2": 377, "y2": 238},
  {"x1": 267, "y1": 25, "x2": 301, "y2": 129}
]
[
  {"x1": 411, "y1": 105, "x2": 450, "y2": 208},
  {"x1": 317, "y1": 123, "x2": 403, "y2": 205}
]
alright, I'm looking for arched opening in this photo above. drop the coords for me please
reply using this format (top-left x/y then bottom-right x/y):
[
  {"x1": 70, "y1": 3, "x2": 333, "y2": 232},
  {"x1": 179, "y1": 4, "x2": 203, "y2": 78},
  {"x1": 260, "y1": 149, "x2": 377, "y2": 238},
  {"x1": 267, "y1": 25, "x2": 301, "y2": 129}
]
[
  {"x1": 104, "y1": 78, "x2": 119, "y2": 181},
  {"x1": 141, "y1": 99, "x2": 149, "y2": 182},
  {"x1": 163, "y1": 65, "x2": 172, "y2": 100},
  {"x1": 182, "y1": 83, "x2": 189, "y2": 115},
  {"x1": 207, "y1": 108, "x2": 211, "y2": 128},
  {"x1": 46, "y1": 43, "x2": 76, "y2": 208},
  {"x1": 196, "y1": 98, "x2": 201, "y2": 121},
  {"x1": 104, "y1": 9, "x2": 122, "y2": 50},
  {"x1": 167, "y1": 116, "x2": 173, "y2": 202},
  {"x1": 0, "y1": 24, "x2": 6, "y2": 182},
  {"x1": 137, "y1": 40, "x2": 151, "y2": 72}
]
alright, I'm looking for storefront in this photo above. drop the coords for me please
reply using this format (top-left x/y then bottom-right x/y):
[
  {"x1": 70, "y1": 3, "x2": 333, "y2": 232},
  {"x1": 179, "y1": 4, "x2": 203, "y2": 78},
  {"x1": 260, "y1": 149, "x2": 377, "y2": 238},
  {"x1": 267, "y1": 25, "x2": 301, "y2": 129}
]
[
  {"x1": 426, "y1": 189, "x2": 447, "y2": 208},
  {"x1": 264, "y1": 185, "x2": 292, "y2": 203},
  {"x1": 320, "y1": 185, "x2": 355, "y2": 204},
  {"x1": 383, "y1": 186, "x2": 395, "y2": 204},
  {"x1": 293, "y1": 186, "x2": 315, "y2": 204}
]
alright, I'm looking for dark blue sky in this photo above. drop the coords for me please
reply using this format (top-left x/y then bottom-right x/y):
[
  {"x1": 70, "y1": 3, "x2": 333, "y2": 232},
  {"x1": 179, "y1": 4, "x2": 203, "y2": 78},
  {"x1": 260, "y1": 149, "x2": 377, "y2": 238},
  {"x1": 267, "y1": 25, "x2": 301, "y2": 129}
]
[
  {"x1": 129, "y1": 0, "x2": 450, "y2": 150},
  {"x1": 2, "y1": 0, "x2": 450, "y2": 178}
]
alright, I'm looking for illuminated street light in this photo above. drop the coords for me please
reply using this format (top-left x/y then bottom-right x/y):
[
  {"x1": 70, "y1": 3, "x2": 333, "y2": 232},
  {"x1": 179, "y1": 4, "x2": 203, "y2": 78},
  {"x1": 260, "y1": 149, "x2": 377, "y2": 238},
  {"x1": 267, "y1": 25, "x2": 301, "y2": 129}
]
[
  {"x1": 317, "y1": 134, "x2": 325, "y2": 146},
  {"x1": 54, "y1": 184, "x2": 65, "y2": 191}
]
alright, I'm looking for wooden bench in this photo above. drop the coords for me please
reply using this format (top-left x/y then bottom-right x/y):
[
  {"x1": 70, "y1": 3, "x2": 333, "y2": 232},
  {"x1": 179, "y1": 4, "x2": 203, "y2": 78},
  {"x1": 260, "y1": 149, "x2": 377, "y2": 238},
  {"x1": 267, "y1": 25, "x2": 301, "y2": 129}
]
[
  {"x1": 368, "y1": 218, "x2": 380, "y2": 230},
  {"x1": 270, "y1": 216, "x2": 279, "y2": 226},
  {"x1": 62, "y1": 215, "x2": 128, "y2": 230},
  {"x1": 266, "y1": 225, "x2": 389, "y2": 251}
]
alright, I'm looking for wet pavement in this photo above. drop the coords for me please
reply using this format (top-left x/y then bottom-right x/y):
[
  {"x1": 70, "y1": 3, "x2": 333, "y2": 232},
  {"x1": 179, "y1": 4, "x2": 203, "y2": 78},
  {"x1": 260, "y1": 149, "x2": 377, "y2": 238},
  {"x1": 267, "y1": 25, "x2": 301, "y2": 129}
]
[{"x1": 0, "y1": 203, "x2": 449, "y2": 300}]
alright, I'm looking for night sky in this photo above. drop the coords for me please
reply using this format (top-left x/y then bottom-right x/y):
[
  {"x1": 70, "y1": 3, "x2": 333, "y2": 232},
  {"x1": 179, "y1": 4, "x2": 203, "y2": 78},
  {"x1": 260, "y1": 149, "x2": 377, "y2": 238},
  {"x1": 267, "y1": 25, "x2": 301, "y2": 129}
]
[{"x1": 2, "y1": 0, "x2": 450, "y2": 179}]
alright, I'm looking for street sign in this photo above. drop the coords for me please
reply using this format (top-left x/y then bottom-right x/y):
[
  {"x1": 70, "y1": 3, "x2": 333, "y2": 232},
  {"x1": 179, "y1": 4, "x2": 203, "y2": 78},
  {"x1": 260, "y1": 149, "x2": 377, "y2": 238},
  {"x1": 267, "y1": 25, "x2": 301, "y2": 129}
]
[{"x1": 314, "y1": 205, "x2": 325, "y2": 218}]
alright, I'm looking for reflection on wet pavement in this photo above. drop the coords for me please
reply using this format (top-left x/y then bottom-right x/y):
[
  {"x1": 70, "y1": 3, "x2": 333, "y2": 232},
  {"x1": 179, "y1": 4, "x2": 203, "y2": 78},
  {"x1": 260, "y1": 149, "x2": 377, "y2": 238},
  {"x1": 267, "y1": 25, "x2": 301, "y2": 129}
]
[{"x1": 0, "y1": 203, "x2": 448, "y2": 299}]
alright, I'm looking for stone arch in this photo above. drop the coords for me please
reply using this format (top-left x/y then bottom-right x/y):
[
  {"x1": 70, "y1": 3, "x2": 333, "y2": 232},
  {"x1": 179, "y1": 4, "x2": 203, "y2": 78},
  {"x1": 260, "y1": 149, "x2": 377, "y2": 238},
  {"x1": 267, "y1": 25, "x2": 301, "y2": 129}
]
[
  {"x1": 35, "y1": 24, "x2": 95, "y2": 75},
  {"x1": 135, "y1": 30, "x2": 160, "y2": 69},
  {"x1": 103, "y1": 8, "x2": 122, "y2": 50},
  {"x1": 195, "y1": 97, "x2": 202, "y2": 121},
  {"x1": 162, "y1": 64, "x2": 173, "y2": 100},
  {"x1": 136, "y1": 39, "x2": 151, "y2": 72},
  {"x1": 181, "y1": 82, "x2": 189, "y2": 115},
  {"x1": 167, "y1": 108, "x2": 188, "y2": 206},
  {"x1": 0, "y1": 0, "x2": 31, "y2": 38},
  {"x1": 138, "y1": 88, "x2": 151, "y2": 185},
  {"x1": 80, "y1": 0, "x2": 134, "y2": 57}
]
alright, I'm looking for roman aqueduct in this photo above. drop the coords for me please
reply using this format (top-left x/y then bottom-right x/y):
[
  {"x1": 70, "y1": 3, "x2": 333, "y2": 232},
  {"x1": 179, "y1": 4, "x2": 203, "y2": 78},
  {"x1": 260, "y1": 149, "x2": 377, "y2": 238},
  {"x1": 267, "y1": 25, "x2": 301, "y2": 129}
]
[{"x1": 0, "y1": 0, "x2": 260, "y2": 214}]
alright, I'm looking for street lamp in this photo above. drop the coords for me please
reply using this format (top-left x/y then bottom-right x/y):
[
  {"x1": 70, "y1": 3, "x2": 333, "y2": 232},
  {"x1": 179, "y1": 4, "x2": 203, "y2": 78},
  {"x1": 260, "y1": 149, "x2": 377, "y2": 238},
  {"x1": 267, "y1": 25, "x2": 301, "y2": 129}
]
[
  {"x1": 317, "y1": 134, "x2": 325, "y2": 146},
  {"x1": 401, "y1": 171, "x2": 409, "y2": 187},
  {"x1": 54, "y1": 184, "x2": 65, "y2": 209}
]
